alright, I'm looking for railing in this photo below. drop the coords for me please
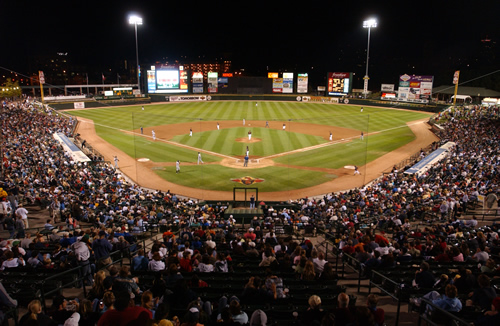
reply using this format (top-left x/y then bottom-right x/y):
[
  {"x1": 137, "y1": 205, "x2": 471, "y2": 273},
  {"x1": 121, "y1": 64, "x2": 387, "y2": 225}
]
[
  {"x1": 417, "y1": 298, "x2": 471, "y2": 326},
  {"x1": 342, "y1": 253, "x2": 364, "y2": 292},
  {"x1": 369, "y1": 270, "x2": 404, "y2": 326}
]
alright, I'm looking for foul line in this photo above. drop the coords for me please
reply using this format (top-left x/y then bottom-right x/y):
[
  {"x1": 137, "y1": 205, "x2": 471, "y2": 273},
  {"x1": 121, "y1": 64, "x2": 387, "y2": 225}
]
[{"x1": 78, "y1": 119, "x2": 234, "y2": 160}]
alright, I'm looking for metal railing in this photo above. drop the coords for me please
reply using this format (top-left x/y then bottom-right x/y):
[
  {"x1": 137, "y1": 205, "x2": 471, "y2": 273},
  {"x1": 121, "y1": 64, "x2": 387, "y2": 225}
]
[
  {"x1": 369, "y1": 270, "x2": 404, "y2": 326},
  {"x1": 417, "y1": 298, "x2": 471, "y2": 326}
]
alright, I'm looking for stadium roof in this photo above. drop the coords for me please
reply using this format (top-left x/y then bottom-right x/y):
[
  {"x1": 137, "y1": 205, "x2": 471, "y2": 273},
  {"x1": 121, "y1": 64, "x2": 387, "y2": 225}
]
[{"x1": 433, "y1": 85, "x2": 500, "y2": 97}]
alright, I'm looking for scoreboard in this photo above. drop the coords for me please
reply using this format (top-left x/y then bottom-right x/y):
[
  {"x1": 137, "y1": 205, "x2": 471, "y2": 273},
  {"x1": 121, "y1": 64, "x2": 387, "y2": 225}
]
[{"x1": 327, "y1": 72, "x2": 352, "y2": 96}]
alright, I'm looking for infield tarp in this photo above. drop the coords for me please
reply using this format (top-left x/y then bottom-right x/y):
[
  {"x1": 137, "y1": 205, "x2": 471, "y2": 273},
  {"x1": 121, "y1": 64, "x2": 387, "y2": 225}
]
[
  {"x1": 405, "y1": 142, "x2": 455, "y2": 176},
  {"x1": 53, "y1": 132, "x2": 91, "y2": 163}
]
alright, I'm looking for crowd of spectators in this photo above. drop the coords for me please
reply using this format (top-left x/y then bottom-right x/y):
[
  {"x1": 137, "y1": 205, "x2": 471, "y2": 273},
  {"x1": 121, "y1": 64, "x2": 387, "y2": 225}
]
[{"x1": 0, "y1": 99, "x2": 499, "y2": 326}]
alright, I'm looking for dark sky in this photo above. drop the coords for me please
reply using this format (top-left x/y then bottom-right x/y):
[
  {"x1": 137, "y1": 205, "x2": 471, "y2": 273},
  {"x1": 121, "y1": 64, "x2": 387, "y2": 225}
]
[{"x1": 1, "y1": 0, "x2": 499, "y2": 88}]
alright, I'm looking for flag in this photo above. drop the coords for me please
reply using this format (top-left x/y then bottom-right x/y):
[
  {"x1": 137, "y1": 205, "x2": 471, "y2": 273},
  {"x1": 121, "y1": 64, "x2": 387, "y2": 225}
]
[{"x1": 102, "y1": 73, "x2": 105, "y2": 82}]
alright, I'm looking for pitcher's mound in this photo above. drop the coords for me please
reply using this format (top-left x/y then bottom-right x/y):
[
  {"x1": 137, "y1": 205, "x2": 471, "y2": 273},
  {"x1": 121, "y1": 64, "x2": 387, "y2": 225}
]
[
  {"x1": 220, "y1": 158, "x2": 274, "y2": 169},
  {"x1": 235, "y1": 137, "x2": 261, "y2": 143}
]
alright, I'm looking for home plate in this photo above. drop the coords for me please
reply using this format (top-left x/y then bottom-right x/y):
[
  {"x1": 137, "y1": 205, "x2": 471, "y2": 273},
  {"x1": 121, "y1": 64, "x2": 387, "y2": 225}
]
[
  {"x1": 344, "y1": 165, "x2": 355, "y2": 169},
  {"x1": 138, "y1": 158, "x2": 150, "y2": 162}
]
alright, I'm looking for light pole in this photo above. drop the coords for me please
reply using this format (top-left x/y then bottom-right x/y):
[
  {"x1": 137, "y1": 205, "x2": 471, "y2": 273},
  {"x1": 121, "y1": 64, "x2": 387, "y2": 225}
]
[
  {"x1": 129, "y1": 15, "x2": 143, "y2": 94},
  {"x1": 363, "y1": 18, "x2": 377, "y2": 99}
]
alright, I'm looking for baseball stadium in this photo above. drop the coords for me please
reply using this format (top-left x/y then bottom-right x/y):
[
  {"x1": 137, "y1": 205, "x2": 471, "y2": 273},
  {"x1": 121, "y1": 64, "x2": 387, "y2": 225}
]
[{"x1": 1, "y1": 11, "x2": 500, "y2": 326}]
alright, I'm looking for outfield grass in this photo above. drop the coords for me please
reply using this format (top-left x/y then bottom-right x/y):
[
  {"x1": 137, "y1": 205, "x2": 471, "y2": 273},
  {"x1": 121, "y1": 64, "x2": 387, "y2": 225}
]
[
  {"x1": 172, "y1": 127, "x2": 326, "y2": 157},
  {"x1": 273, "y1": 125, "x2": 417, "y2": 169},
  {"x1": 69, "y1": 101, "x2": 431, "y2": 192}
]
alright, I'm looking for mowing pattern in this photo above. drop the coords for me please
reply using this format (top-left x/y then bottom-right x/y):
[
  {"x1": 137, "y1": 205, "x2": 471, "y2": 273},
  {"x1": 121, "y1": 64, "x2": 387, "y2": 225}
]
[{"x1": 69, "y1": 102, "x2": 431, "y2": 192}]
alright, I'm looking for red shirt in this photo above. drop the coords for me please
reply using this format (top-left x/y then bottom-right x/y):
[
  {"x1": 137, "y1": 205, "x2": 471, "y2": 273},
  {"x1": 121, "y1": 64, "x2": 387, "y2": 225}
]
[{"x1": 97, "y1": 306, "x2": 152, "y2": 326}]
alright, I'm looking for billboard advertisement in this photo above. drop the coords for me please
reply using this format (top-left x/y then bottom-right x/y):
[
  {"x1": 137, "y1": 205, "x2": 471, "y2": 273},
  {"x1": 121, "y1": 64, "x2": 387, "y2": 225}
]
[
  {"x1": 398, "y1": 74, "x2": 433, "y2": 101},
  {"x1": 283, "y1": 72, "x2": 293, "y2": 93},
  {"x1": 218, "y1": 77, "x2": 229, "y2": 89},
  {"x1": 268, "y1": 72, "x2": 279, "y2": 79},
  {"x1": 192, "y1": 72, "x2": 204, "y2": 94},
  {"x1": 297, "y1": 73, "x2": 308, "y2": 93},
  {"x1": 208, "y1": 72, "x2": 218, "y2": 93},
  {"x1": 327, "y1": 72, "x2": 352, "y2": 96},
  {"x1": 381, "y1": 84, "x2": 395, "y2": 92},
  {"x1": 146, "y1": 66, "x2": 188, "y2": 94},
  {"x1": 273, "y1": 78, "x2": 283, "y2": 93}
]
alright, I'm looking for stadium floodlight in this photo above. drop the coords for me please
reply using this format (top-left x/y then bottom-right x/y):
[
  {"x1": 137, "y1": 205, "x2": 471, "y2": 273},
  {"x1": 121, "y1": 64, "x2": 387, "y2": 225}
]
[
  {"x1": 363, "y1": 18, "x2": 377, "y2": 99},
  {"x1": 129, "y1": 15, "x2": 143, "y2": 94}
]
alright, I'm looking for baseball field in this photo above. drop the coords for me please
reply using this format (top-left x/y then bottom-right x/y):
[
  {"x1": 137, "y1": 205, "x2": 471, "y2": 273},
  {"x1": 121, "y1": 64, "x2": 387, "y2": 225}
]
[{"x1": 69, "y1": 101, "x2": 436, "y2": 200}]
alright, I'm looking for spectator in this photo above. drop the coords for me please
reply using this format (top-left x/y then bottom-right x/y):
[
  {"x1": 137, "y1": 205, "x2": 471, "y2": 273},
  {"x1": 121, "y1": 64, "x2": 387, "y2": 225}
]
[
  {"x1": 131, "y1": 249, "x2": 149, "y2": 272},
  {"x1": 97, "y1": 290, "x2": 152, "y2": 326},
  {"x1": 92, "y1": 230, "x2": 113, "y2": 269},
  {"x1": 19, "y1": 299, "x2": 56, "y2": 326},
  {"x1": 413, "y1": 262, "x2": 434, "y2": 289},
  {"x1": 149, "y1": 252, "x2": 166, "y2": 272},
  {"x1": 300, "y1": 295, "x2": 325, "y2": 325},
  {"x1": 468, "y1": 274, "x2": 497, "y2": 311},
  {"x1": 474, "y1": 297, "x2": 500, "y2": 326},
  {"x1": 367, "y1": 294, "x2": 384, "y2": 326}
]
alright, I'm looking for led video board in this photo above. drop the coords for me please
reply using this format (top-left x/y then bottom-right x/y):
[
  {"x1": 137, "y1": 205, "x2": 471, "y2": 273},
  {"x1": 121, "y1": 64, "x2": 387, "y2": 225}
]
[
  {"x1": 146, "y1": 66, "x2": 188, "y2": 94},
  {"x1": 327, "y1": 72, "x2": 352, "y2": 96}
]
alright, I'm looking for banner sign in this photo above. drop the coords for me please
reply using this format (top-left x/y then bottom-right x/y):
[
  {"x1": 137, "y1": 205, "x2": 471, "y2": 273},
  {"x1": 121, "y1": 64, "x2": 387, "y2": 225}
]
[
  {"x1": 398, "y1": 74, "x2": 433, "y2": 101},
  {"x1": 381, "y1": 84, "x2": 394, "y2": 92},
  {"x1": 297, "y1": 73, "x2": 308, "y2": 93},
  {"x1": 192, "y1": 72, "x2": 204, "y2": 94},
  {"x1": 272, "y1": 78, "x2": 283, "y2": 93},
  {"x1": 168, "y1": 96, "x2": 208, "y2": 102},
  {"x1": 283, "y1": 72, "x2": 293, "y2": 93},
  {"x1": 207, "y1": 72, "x2": 218, "y2": 93}
]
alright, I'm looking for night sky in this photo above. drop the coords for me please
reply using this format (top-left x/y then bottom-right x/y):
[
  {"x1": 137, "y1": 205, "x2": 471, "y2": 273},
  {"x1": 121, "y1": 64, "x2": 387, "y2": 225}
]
[{"x1": 2, "y1": 0, "x2": 499, "y2": 88}]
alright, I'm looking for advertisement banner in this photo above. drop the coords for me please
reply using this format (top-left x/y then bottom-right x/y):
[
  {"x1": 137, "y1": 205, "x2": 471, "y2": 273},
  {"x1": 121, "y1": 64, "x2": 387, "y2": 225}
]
[
  {"x1": 73, "y1": 102, "x2": 85, "y2": 109},
  {"x1": 192, "y1": 72, "x2": 204, "y2": 94},
  {"x1": 398, "y1": 74, "x2": 434, "y2": 102},
  {"x1": 381, "y1": 84, "x2": 394, "y2": 92},
  {"x1": 207, "y1": 72, "x2": 218, "y2": 93},
  {"x1": 169, "y1": 96, "x2": 208, "y2": 102},
  {"x1": 273, "y1": 78, "x2": 283, "y2": 93},
  {"x1": 297, "y1": 73, "x2": 308, "y2": 93},
  {"x1": 268, "y1": 72, "x2": 279, "y2": 78},
  {"x1": 217, "y1": 77, "x2": 229, "y2": 89},
  {"x1": 283, "y1": 72, "x2": 293, "y2": 93}
]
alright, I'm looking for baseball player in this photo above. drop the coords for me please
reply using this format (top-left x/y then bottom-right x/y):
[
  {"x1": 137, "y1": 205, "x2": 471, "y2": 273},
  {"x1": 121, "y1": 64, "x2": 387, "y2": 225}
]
[
  {"x1": 176, "y1": 160, "x2": 180, "y2": 173},
  {"x1": 265, "y1": 121, "x2": 269, "y2": 128},
  {"x1": 246, "y1": 146, "x2": 249, "y2": 157},
  {"x1": 189, "y1": 128, "x2": 193, "y2": 137},
  {"x1": 197, "y1": 152, "x2": 204, "y2": 165},
  {"x1": 248, "y1": 130, "x2": 252, "y2": 141},
  {"x1": 283, "y1": 123, "x2": 286, "y2": 131},
  {"x1": 217, "y1": 122, "x2": 220, "y2": 130},
  {"x1": 114, "y1": 156, "x2": 119, "y2": 169},
  {"x1": 354, "y1": 166, "x2": 361, "y2": 175},
  {"x1": 243, "y1": 118, "x2": 246, "y2": 125},
  {"x1": 140, "y1": 126, "x2": 143, "y2": 134},
  {"x1": 152, "y1": 129, "x2": 156, "y2": 141},
  {"x1": 360, "y1": 131, "x2": 364, "y2": 140},
  {"x1": 329, "y1": 132, "x2": 333, "y2": 141}
]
